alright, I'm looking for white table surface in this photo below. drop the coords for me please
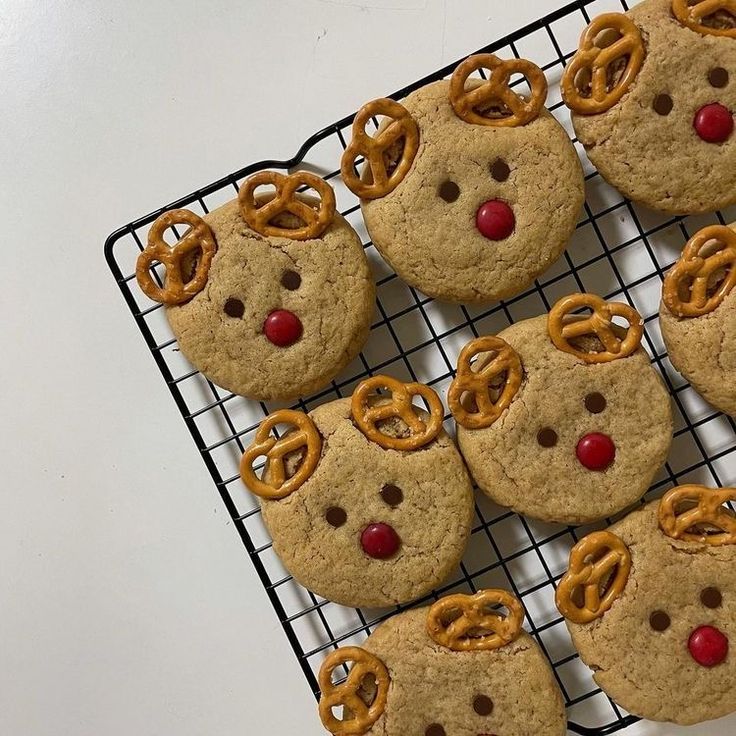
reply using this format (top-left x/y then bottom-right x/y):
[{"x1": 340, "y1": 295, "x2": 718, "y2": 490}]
[{"x1": 2, "y1": 0, "x2": 734, "y2": 734}]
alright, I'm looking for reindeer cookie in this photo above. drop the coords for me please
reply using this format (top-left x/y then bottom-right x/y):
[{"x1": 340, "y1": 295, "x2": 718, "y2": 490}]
[
  {"x1": 340, "y1": 54, "x2": 584, "y2": 304},
  {"x1": 317, "y1": 589, "x2": 567, "y2": 736},
  {"x1": 240, "y1": 376, "x2": 474, "y2": 608},
  {"x1": 556, "y1": 485, "x2": 736, "y2": 725},
  {"x1": 135, "y1": 171, "x2": 375, "y2": 401},
  {"x1": 660, "y1": 222, "x2": 736, "y2": 416},
  {"x1": 562, "y1": 0, "x2": 736, "y2": 214},
  {"x1": 449, "y1": 294, "x2": 673, "y2": 524}
]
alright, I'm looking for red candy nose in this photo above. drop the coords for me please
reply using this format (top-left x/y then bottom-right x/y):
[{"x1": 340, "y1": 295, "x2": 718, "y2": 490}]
[
  {"x1": 263, "y1": 309, "x2": 302, "y2": 347},
  {"x1": 576, "y1": 432, "x2": 616, "y2": 470},
  {"x1": 361, "y1": 522, "x2": 401, "y2": 559},
  {"x1": 476, "y1": 199, "x2": 515, "y2": 240},
  {"x1": 689, "y1": 625, "x2": 729, "y2": 667},
  {"x1": 694, "y1": 103, "x2": 733, "y2": 143}
]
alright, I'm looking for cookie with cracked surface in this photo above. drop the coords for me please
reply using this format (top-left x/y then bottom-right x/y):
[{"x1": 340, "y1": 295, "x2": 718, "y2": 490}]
[
  {"x1": 556, "y1": 485, "x2": 736, "y2": 725},
  {"x1": 240, "y1": 377, "x2": 474, "y2": 608},
  {"x1": 449, "y1": 293, "x2": 673, "y2": 524},
  {"x1": 563, "y1": 0, "x2": 736, "y2": 214},
  {"x1": 660, "y1": 222, "x2": 736, "y2": 416},
  {"x1": 137, "y1": 171, "x2": 375, "y2": 402},
  {"x1": 317, "y1": 589, "x2": 567, "y2": 736},
  {"x1": 341, "y1": 55, "x2": 584, "y2": 303}
]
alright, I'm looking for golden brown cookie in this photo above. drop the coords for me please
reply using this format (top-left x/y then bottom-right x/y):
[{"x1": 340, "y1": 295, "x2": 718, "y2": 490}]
[
  {"x1": 450, "y1": 294, "x2": 673, "y2": 524},
  {"x1": 556, "y1": 485, "x2": 736, "y2": 725},
  {"x1": 342, "y1": 55, "x2": 584, "y2": 304},
  {"x1": 318, "y1": 590, "x2": 567, "y2": 736},
  {"x1": 563, "y1": 0, "x2": 736, "y2": 214},
  {"x1": 240, "y1": 378, "x2": 474, "y2": 608},
  {"x1": 137, "y1": 173, "x2": 375, "y2": 402},
  {"x1": 660, "y1": 222, "x2": 736, "y2": 416}
]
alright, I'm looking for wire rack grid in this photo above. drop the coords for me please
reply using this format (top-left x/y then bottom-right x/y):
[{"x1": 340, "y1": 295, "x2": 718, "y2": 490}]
[{"x1": 105, "y1": 1, "x2": 736, "y2": 734}]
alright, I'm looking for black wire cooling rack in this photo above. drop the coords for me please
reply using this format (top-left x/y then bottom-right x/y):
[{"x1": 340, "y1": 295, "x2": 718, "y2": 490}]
[{"x1": 105, "y1": 0, "x2": 736, "y2": 733}]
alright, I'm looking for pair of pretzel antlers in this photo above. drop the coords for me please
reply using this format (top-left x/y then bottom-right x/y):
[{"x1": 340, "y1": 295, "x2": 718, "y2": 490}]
[
  {"x1": 447, "y1": 294, "x2": 643, "y2": 430},
  {"x1": 563, "y1": 3, "x2": 736, "y2": 115},
  {"x1": 240, "y1": 376, "x2": 444, "y2": 500},
  {"x1": 341, "y1": 53, "x2": 547, "y2": 200},
  {"x1": 136, "y1": 170, "x2": 336, "y2": 305},
  {"x1": 663, "y1": 224, "x2": 736, "y2": 317},
  {"x1": 317, "y1": 589, "x2": 524, "y2": 735},
  {"x1": 556, "y1": 485, "x2": 736, "y2": 624}
]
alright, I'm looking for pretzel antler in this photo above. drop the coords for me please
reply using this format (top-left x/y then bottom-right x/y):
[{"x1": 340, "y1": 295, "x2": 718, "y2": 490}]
[
  {"x1": 659, "y1": 485, "x2": 736, "y2": 545},
  {"x1": 672, "y1": 0, "x2": 736, "y2": 38},
  {"x1": 561, "y1": 13, "x2": 645, "y2": 114},
  {"x1": 238, "y1": 170, "x2": 336, "y2": 240},
  {"x1": 318, "y1": 647, "x2": 390, "y2": 735},
  {"x1": 449, "y1": 54, "x2": 548, "y2": 127},
  {"x1": 340, "y1": 98, "x2": 419, "y2": 200},
  {"x1": 136, "y1": 209, "x2": 217, "y2": 305},
  {"x1": 447, "y1": 336, "x2": 522, "y2": 429},
  {"x1": 351, "y1": 375, "x2": 444, "y2": 451},
  {"x1": 240, "y1": 409, "x2": 322, "y2": 499},
  {"x1": 426, "y1": 589, "x2": 525, "y2": 651},
  {"x1": 663, "y1": 225, "x2": 736, "y2": 317},
  {"x1": 555, "y1": 531, "x2": 631, "y2": 624},
  {"x1": 547, "y1": 293, "x2": 643, "y2": 363}
]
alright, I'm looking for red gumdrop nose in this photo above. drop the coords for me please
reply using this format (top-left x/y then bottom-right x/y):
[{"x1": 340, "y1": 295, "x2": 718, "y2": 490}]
[
  {"x1": 263, "y1": 309, "x2": 302, "y2": 347},
  {"x1": 476, "y1": 199, "x2": 515, "y2": 240},
  {"x1": 688, "y1": 625, "x2": 729, "y2": 667},
  {"x1": 694, "y1": 103, "x2": 733, "y2": 143},
  {"x1": 360, "y1": 522, "x2": 401, "y2": 559},
  {"x1": 576, "y1": 432, "x2": 616, "y2": 471}
]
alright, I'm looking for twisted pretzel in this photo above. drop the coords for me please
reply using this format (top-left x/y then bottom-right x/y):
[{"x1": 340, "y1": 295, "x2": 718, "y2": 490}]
[
  {"x1": 240, "y1": 409, "x2": 322, "y2": 500},
  {"x1": 340, "y1": 98, "x2": 419, "y2": 200},
  {"x1": 659, "y1": 485, "x2": 736, "y2": 545},
  {"x1": 426, "y1": 589, "x2": 524, "y2": 652},
  {"x1": 561, "y1": 13, "x2": 645, "y2": 115},
  {"x1": 350, "y1": 375, "x2": 444, "y2": 451},
  {"x1": 663, "y1": 225, "x2": 736, "y2": 317},
  {"x1": 449, "y1": 54, "x2": 548, "y2": 127},
  {"x1": 238, "y1": 170, "x2": 336, "y2": 240},
  {"x1": 318, "y1": 647, "x2": 390, "y2": 735},
  {"x1": 555, "y1": 531, "x2": 631, "y2": 624},
  {"x1": 672, "y1": 0, "x2": 736, "y2": 38},
  {"x1": 547, "y1": 293, "x2": 643, "y2": 363},
  {"x1": 135, "y1": 209, "x2": 216, "y2": 305},
  {"x1": 447, "y1": 336, "x2": 522, "y2": 429}
]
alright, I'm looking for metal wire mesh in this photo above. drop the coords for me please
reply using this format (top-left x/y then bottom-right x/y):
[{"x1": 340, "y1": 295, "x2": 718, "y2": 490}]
[{"x1": 105, "y1": 0, "x2": 736, "y2": 732}]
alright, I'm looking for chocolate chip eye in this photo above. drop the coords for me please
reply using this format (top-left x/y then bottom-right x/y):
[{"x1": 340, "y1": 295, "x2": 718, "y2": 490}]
[
  {"x1": 281, "y1": 269, "x2": 301, "y2": 290},
  {"x1": 490, "y1": 158, "x2": 510, "y2": 182},
  {"x1": 223, "y1": 297, "x2": 245, "y2": 318},
  {"x1": 438, "y1": 180, "x2": 460, "y2": 203},
  {"x1": 584, "y1": 392, "x2": 607, "y2": 414},
  {"x1": 709, "y1": 67, "x2": 729, "y2": 88},
  {"x1": 652, "y1": 93, "x2": 673, "y2": 116},
  {"x1": 701, "y1": 586, "x2": 723, "y2": 609},
  {"x1": 325, "y1": 507, "x2": 347, "y2": 528},
  {"x1": 537, "y1": 427, "x2": 558, "y2": 447},
  {"x1": 473, "y1": 694, "x2": 494, "y2": 716},
  {"x1": 380, "y1": 484, "x2": 403, "y2": 507},
  {"x1": 650, "y1": 610, "x2": 671, "y2": 631},
  {"x1": 425, "y1": 725, "x2": 446, "y2": 736}
]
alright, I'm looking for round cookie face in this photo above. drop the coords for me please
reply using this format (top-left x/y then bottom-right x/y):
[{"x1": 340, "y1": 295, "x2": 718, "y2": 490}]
[
  {"x1": 569, "y1": 0, "x2": 736, "y2": 214},
  {"x1": 166, "y1": 198, "x2": 375, "y2": 401},
  {"x1": 360, "y1": 80, "x2": 585, "y2": 303},
  {"x1": 457, "y1": 315, "x2": 673, "y2": 524},
  {"x1": 260, "y1": 398, "x2": 474, "y2": 608},
  {"x1": 562, "y1": 499, "x2": 736, "y2": 725},
  {"x1": 342, "y1": 607, "x2": 566, "y2": 736}
]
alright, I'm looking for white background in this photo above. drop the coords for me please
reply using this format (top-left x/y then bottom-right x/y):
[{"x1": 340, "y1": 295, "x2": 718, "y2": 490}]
[{"x1": 2, "y1": 0, "x2": 734, "y2": 734}]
